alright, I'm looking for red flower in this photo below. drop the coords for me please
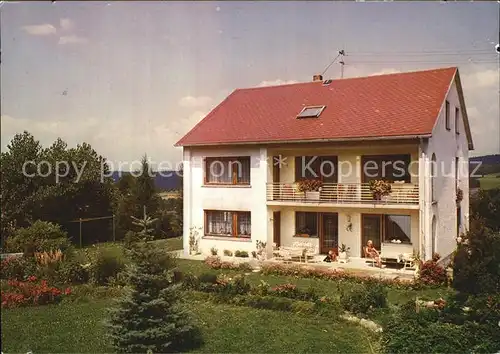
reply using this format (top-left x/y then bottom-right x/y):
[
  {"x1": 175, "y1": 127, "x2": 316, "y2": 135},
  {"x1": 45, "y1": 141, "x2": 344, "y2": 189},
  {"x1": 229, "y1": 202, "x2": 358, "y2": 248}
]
[
  {"x1": 64, "y1": 288, "x2": 72, "y2": 295},
  {"x1": 28, "y1": 275, "x2": 37, "y2": 282}
]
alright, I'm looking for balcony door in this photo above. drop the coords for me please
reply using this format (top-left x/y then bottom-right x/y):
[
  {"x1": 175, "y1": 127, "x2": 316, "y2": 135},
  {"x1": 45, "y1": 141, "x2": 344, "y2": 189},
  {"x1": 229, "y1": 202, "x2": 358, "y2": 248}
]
[{"x1": 361, "y1": 214, "x2": 382, "y2": 256}]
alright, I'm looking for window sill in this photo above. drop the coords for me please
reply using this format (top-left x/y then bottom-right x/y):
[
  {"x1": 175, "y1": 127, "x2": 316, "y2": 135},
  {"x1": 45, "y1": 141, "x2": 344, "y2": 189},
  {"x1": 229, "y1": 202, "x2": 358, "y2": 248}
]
[
  {"x1": 202, "y1": 235, "x2": 252, "y2": 242},
  {"x1": 202, "y1": 184, "x2": 251, "y2": 188},
  {"x1": 293, "y1": 234, "x2": 319, "y2": 238}
]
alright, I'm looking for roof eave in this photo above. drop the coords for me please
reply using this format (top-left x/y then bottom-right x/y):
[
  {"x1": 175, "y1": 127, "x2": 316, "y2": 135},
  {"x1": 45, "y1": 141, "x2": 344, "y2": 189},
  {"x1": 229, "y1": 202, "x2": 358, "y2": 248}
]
[{"x1": 175, "y1": 134, "x2": 432, "y2": 147}]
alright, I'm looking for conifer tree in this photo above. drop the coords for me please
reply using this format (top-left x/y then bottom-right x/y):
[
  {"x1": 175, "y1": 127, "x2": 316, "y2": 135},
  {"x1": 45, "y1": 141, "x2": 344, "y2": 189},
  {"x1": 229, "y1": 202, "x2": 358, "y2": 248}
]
[{"x1": 107, "y1": 239, "x2": 202, "y2": 353}]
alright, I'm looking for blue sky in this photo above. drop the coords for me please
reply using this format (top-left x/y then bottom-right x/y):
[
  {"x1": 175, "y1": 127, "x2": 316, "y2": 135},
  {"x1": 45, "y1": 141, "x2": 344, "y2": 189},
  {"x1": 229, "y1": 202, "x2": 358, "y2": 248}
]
[{"x1": 1, "y1": 1, "x2": 499, "y2": 169}]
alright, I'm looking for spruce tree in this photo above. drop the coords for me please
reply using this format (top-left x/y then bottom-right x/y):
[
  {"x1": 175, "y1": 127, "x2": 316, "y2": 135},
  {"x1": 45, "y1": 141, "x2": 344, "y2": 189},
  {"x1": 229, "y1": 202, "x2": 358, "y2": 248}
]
[{"x1": 107, "y1": 240, "x2": 202, "y2": 353}]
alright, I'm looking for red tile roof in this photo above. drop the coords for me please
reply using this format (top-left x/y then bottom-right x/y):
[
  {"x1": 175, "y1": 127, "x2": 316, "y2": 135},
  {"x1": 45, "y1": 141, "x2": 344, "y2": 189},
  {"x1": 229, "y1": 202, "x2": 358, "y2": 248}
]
[{"x1": 175, "y1": 67, "x2": 458, "y2": 146}]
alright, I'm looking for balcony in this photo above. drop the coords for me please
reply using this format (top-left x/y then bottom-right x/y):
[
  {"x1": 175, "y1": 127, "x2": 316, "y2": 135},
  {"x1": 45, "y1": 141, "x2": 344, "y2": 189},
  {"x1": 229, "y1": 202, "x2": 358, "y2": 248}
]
[{"x1": 266, "y1": 182, "x2": 419, "y2": 209}]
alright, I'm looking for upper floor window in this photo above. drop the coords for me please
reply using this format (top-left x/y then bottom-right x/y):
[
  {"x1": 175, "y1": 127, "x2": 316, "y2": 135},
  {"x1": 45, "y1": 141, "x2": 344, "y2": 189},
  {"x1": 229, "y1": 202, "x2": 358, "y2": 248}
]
[
  {"x1": 361, "y1": 154, "x2": 411, "y2": 183},
  {"x1": 455, "y1": 107, "x2": 460, "y2": 135},
  {"x1": 294, "y1": 156, "x2": 338, "y2": 183},
  {"x1": 445, "y1": 100, "x2": 451, "y2": 131},
  {"x1": 204, "y1": 156, "x2": 250, "y2": 185}
]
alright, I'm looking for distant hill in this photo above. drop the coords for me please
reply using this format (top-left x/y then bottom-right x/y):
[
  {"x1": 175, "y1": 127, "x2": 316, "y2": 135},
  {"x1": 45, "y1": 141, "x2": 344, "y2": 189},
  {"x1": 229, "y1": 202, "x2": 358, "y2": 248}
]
[
  {"x1": 111, "y1": 171, "x2": 182, "y2": 191},
  {"x1": 470, "y1": 154, "x2": 500, "y2": 165}
]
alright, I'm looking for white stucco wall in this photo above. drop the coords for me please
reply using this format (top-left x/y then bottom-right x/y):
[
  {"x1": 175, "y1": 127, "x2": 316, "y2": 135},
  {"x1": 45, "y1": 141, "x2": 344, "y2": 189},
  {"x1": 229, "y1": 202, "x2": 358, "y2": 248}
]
[
  {"x1": 182, "y1": 146, "x2": 268, "y2": 256},
  {"x1": 423, "y1": 78, "x2": 471, "y2": 261}
]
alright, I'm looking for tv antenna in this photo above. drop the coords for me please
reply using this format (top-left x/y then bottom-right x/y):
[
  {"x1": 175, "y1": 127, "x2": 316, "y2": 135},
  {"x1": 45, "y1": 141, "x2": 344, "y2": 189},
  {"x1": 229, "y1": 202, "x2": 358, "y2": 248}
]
[{"x1": 321, "y1": 50, "x2": 346, "y2": 79}]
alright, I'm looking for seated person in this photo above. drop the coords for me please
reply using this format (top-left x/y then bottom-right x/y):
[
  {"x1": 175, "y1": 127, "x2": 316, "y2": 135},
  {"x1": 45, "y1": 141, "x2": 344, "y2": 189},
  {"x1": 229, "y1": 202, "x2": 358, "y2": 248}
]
[
  {"x1": 364, "y1": 240, "x2": 382, "y2": 267},
  {"x1": 323, "y1": 249, "x2": 337, "y2": 263}
]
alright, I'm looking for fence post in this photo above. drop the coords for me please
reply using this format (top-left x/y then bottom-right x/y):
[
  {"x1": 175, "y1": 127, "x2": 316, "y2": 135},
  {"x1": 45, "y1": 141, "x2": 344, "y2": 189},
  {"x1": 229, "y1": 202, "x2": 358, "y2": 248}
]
[{"x1": 79, "y1": 218, "x2": 82, "y2": 248}]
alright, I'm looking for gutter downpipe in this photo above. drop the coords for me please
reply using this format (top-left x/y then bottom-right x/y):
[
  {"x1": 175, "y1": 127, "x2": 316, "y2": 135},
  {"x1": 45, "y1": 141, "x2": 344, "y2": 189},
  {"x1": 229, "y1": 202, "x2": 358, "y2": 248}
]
[{"x1": 418, "y1": 137, "x2": 427, "y2": 261}]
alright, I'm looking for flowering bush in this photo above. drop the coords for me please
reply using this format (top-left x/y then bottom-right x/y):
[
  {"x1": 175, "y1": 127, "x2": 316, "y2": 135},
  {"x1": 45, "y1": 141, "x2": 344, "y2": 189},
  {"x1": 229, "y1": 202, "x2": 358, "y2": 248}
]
[
  {"x1": 418, "y1": 259, "x2": 447, "y2": 286},
  {"x1": 0, "y1": 256, "x2": 37, "y2": 280},
  {"x1": 203, "y1": 256, "x2": 253, "y2": 272},
  {"x1": 1, "y1": 276, "x2": 71, "y2": 308},
  {"x1": 271, "y1": 283, "x2": 319, "y2": 302},
  {"x1": 369, "y1": 180, "x2": 392, "y2": 200},
  {"x1": 260, "y1": 263, "x2": 418, "y2": 289},
  {"x1": 296, "y1": 179, "x2": 323, "y2": 192}
]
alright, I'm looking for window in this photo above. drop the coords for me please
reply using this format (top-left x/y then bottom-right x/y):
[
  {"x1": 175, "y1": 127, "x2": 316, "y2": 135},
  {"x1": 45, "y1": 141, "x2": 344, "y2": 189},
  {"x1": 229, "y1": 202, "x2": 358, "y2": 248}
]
[
  {"x1": 204, "y1": 210, "x2": 251, "y2": 238},
  {"x1": 204, "y1": 156, "x2": 250, "y2": 185},
  {"x1": 295, "y1": 156, "x2": 338, "y2": 182},
  {"x1": 297, "y1": 105, "x2": 326, "y2": 118},
  {"x1": 431, "y1": 153, "x2": 437, "y2": 202},
  {"x1": 455, "y1": 107, "x2": 460, "y2": 135},
  {"x1": 445, "y1": 100, "x2": 451, "y2": 130},
  {"x1": 384, "y1": 215, "x2": 411, "y2": 244},
  {"x1": 295, "y1": 212, "x2": 318, "y2": 237},
  {"x1": 361, "y1": 154, "x2": 411, "y2": 183}
]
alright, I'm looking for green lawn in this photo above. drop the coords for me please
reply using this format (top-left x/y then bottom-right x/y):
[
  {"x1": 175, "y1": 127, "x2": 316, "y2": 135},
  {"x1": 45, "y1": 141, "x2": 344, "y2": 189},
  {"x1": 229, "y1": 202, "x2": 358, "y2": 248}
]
[
  {"x1": 1, "y1": 298, "x2": 376, "y2": 353},
  {"x1": 479, "y1": 173, "x2": 500, "y2": 190},
  {"x1": 1, "y1": 252, "x2": 452, "y2": 353}
]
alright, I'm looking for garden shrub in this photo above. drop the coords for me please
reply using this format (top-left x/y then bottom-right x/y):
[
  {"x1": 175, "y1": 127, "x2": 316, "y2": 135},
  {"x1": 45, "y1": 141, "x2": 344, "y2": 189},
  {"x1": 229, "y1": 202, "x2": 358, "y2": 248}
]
[
  {"x1": 56, "y1": 258, "x2": 90, "y2": 284},
  {"x1": 452, "y1": 216, "x2": 500, "y2": 295},
  {"x1": 210, "y1": 247, "x2": 218, "y2": 256},
  {"x1": 383, "y1": 299, "x2": 500, "y2": 354},
  {"x1": 203, "y1": 256, "x2": 253, "y2": 271},
  {"x1": 1, "y1": 277, "x2": 71, "y2": 308},
  {"x1": 89, "y1": 247, "x2": 126, "y2": 285},
  {"x1": 223, "y1": 250, "x2": 232, "y2": 256},
  {"x1": 418, "y1": 258, "x2": 447, "y2": 286},
  {"x1": 340, "y1": 283, "x2": 387, "y2": 315},
  {"x1": 270, "y1": 283, "x2": 319, "y2": 302},
  {"x1": 5, "y1": 220, "x2": 72, "y2": 255},
  {"x1": 260, "y1": 262, "x2": 418, "y2": 289},
  {"x1": 0, "y1": 256, "x2": 37, "y2": 280},
  {"x1": 182, "y1": 273, "x2": 200, "y2": 290},
  {"x1": 245, "y1": 295, "x2": 294, "y2": 312},
  {"x1": 198, "y1": 273, "x2": 218, "y2": 284},
  {"x1": 214, "y1": 274, "x2": 251, "y2": 297},
  {"x1": 234, "y1": 250, "x2": 249, "y2": 258}
]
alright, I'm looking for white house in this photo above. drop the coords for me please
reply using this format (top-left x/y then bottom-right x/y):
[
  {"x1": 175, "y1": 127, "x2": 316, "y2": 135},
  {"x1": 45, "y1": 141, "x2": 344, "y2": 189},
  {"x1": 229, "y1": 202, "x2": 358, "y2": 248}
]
[{"x1": 175, "y1": 67, "x2": 473, "y2": 263}]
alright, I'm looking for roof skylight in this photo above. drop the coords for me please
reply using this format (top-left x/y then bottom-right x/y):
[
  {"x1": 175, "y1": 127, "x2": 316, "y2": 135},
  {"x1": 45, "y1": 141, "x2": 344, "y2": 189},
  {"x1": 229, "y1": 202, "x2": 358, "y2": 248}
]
[{"x1": 297, "y1": 105, "x2": 326, "y2": 119}]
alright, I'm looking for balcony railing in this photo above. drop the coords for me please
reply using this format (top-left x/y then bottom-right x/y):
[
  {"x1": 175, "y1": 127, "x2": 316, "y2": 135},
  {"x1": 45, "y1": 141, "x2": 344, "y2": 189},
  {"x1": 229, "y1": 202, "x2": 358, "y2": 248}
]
[{"x1": 266, "y1": 183, "x2": 419, "y2": 205}]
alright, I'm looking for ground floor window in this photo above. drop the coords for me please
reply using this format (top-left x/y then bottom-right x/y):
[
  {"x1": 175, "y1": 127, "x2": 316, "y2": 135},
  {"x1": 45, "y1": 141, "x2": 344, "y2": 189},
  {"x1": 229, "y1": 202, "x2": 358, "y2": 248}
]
[
  {"x1": 204, "y1": 210, "x2": 251, "y2": 238},
  {"x1": 295, "y1": 212, "x2": 318, "y2": 237}
]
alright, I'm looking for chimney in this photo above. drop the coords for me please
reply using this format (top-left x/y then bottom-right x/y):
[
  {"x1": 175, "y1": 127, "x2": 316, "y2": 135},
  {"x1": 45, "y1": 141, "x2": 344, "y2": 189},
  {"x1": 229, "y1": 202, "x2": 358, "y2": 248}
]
[{"x1": 313, "y1": 74, "x2": 323, "y2": 82}]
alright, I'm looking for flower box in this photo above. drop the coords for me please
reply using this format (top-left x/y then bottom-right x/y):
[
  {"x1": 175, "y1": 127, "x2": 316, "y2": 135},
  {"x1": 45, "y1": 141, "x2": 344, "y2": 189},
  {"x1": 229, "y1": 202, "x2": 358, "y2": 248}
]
[{"x1": 305, "y1": 191, "x2": 320, "y2": 200}]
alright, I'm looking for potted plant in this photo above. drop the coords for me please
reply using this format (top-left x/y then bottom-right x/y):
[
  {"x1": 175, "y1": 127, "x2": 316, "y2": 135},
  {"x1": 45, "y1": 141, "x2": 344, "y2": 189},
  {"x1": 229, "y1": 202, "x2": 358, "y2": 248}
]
[
  {"x1": 338, "y1": 243, "x2": 350, "y2": 262},
  {"x1": 369, "y1": 180, "x2": 392, "y2": 201},
  {"x1": 188, "y1": 227, "x2": 201, "y2": 255},
  {"x1": 296, "y1": 178, "x2": 323, "y2": 200},
  {"x1": 296, "y1": 226, "x2": 311, "y2": 237},
  {"x1": 256, "y1": 240, "x2": 267, "y2": 260}
]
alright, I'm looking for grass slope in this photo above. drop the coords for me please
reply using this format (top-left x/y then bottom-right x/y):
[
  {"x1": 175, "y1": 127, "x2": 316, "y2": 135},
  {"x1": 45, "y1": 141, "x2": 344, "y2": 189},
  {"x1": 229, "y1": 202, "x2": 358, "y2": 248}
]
[
  {"x1": 479, "y1": 173, "x2": 500, "y2": 190},
  {"x1": 2, "y1": 298, "x2": 375, "y2": 353}
]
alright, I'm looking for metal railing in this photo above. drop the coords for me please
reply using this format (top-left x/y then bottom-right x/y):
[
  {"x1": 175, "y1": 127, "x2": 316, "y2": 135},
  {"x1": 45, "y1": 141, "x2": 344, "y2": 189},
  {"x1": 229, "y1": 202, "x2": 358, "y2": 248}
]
[{"x1": 266, "y1": 182, "x2": 419, "y2": 205}]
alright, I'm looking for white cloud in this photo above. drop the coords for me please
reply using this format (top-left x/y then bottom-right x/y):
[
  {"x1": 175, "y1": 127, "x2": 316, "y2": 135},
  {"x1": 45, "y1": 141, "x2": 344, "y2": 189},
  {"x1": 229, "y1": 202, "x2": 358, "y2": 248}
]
[
  {"x1": 178, "y1": 96, "x2": 213, "y2": 108},
  {"x1": 257, "y1": 79, "x2": 298, "y2": 87},
  {"x1": 369, "y1": 68, "x2": 401, "y2": 76},
  {"x1": 59, "y1": 18, "x2": 75, "y2": 31},
  {"x1": 22, "y1": 24, "x2": 57, "y2": 36},
  {"x1": 58, "y1": 35, "x2": 88, "y2": 45},
  {"x1": 462, "y1": 69, "x2": 499, "y2": 90}
]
